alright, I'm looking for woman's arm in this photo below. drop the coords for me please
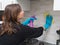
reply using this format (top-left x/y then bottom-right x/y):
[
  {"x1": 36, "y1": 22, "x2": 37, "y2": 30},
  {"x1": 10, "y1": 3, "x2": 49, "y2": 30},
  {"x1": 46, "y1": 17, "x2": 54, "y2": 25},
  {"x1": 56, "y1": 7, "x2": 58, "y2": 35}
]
[{"x1": 21, "y1": 24, "x2": 44, "y2": 38}]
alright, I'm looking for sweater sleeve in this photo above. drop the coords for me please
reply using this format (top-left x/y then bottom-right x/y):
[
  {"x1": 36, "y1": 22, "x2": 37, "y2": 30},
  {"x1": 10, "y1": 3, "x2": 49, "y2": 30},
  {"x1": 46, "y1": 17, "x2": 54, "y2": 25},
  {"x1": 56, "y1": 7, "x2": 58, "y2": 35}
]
[{"x1": 21, "y1": 24, "x2": 44, "y2": 38}]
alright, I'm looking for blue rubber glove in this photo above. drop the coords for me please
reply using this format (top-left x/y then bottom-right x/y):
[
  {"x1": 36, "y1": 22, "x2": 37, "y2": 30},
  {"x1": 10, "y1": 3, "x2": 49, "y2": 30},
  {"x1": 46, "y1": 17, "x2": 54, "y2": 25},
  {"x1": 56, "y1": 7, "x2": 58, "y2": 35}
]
[
  {"x1": 22, "y1": 17, "x2": 36, "y2": 26},
  {"x1": 44, "y1": 15, "x2": 53, "y2": 30}
]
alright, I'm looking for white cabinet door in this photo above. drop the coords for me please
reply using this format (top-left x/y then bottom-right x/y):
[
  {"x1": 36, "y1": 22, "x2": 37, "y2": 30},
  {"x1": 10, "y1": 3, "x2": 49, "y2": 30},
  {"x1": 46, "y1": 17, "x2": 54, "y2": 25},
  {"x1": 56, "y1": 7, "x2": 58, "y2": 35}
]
[
  {"x1": 53, "y1": 0, "x2": 60, "y2": 11},
  {"x1": 17, "y1": 0, "x2": 30, "y2": 11},
  {"x1": 0, "y1": 2, "x2": 2, "y2": 10},
  {"x1": 0, "y1": 0, "x2": 14, "y2": 10}
]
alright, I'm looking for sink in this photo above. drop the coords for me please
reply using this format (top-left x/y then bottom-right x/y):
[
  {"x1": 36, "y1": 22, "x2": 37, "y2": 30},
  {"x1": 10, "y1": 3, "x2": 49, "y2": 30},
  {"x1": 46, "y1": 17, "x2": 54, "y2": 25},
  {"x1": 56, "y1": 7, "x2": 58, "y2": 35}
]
[{"x1": 56, "y1": 30, "x2": 60, "y2": 35}]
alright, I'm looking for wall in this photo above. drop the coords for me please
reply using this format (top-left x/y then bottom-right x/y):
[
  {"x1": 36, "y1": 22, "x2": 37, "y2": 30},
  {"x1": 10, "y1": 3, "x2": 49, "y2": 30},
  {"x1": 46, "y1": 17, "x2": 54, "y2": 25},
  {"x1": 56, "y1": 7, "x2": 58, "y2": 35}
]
[{"x1": 24, "y1": 0, "x2": 60, "y2": 44}]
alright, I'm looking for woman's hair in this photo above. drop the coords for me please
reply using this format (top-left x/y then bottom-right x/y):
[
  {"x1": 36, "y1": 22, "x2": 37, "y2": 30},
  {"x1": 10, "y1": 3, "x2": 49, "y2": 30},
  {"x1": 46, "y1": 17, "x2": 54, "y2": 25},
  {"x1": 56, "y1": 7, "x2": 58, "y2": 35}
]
[{"x1": 0, "y1": 4, "x2": 22, "y2": 35}]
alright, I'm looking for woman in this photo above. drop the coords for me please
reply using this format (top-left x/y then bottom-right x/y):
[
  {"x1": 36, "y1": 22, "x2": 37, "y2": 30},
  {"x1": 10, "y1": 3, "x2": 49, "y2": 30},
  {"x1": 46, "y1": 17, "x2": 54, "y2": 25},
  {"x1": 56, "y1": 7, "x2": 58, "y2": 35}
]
[{"x1": 0, "y1": 4, "x2": 44, "y2": 45}]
